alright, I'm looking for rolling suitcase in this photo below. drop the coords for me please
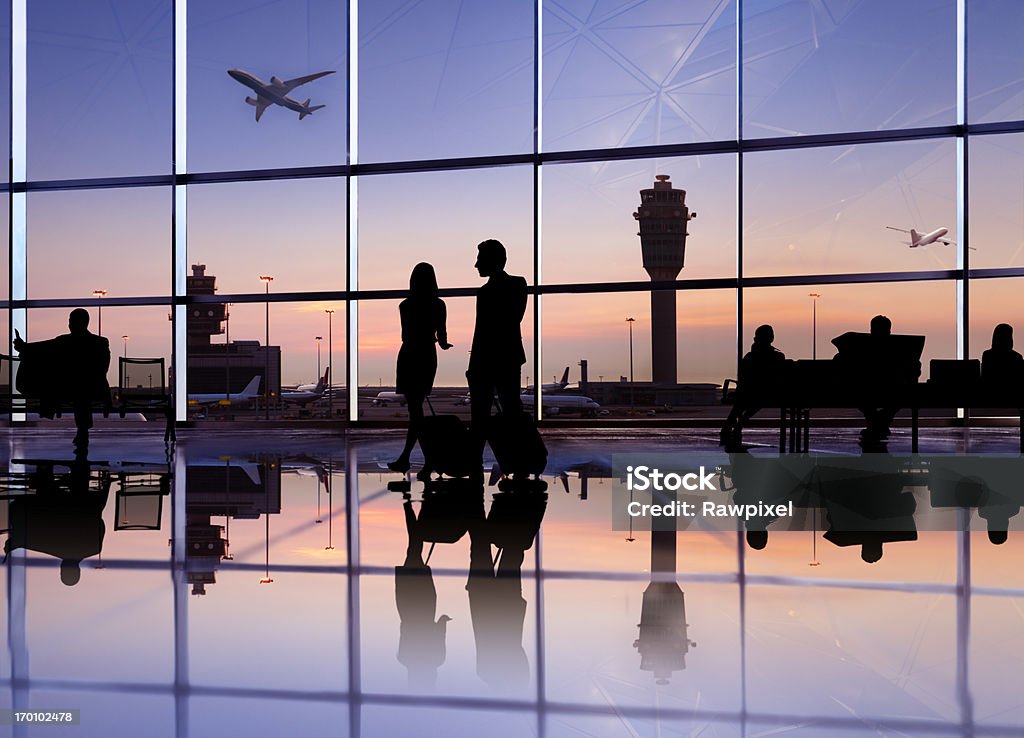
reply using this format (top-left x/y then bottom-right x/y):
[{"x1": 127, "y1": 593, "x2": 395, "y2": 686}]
[
  {"x1": 488, "y1": 399, "x2": 547, "y2": 478},
  {"x1": 418, "y1": 398, "x2": 479, "y2": 479}
]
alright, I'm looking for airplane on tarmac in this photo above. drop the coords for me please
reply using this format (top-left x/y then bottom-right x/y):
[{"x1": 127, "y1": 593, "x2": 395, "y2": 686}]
[
  {"x1": 371, "y1": 391, "x2": 405, "y2": 407},
  {"x1": 281, "y1": 368, "x2": 329, "y2": 405},
  {"x1": 188, "y1": 376, "x2": 261, "y2": 407},
  {"x1": 526, "y1": 367, "x2": 572, "y2": 392},
  {"x1": 520, "y1": 392, "x2": 602, "y2": 417},
  {"x1": 227, "y1": 69, "x2": 335, "y2": 122},
  {"x1": 886, "y1": 226, "x2": 974, "y2": 250}
]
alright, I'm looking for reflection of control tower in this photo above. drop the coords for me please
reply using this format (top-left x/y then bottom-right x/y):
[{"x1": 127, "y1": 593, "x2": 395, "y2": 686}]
[
  {"x1": 633, "y1": 489, "x2": 696, "y2": 684},
  {"x1": 633, "y1": 175, "x2": 695, "y2": 384}
]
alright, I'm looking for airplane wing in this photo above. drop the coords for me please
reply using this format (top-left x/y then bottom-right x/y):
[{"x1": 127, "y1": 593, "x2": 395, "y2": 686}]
[
  {"x1": 254, "y1": 95, "x2": 271, "y2": 122},
  {"x1": 281, "y1": 70, "x2": 335, "y2": 94},
  {"x1": 885, "y1": 226, "x2": 911, "y2": 234}
]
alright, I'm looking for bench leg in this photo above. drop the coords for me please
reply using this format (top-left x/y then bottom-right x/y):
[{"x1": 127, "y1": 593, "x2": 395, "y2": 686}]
[{"x1": 779, "y1": 409, "x2": 786, "y2": 453}]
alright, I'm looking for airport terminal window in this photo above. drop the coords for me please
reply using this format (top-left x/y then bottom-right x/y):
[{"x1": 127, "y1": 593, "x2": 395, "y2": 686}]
[
  {"x1": 358, "y1": 0, "x2": 534, "y2": 163},
  {"x1": 541, "y1": 0, "x2": 736, "y2": 150},
  {"x1": 743, "y1": 139, "x2": 957, "y2": 278},
  {"x1": 742, "y1": 281, "x2": 957, "y2": 380},
  {"x1": 27, "y1": 187, "x2": 171, "y2": 300},
  {"x1": 741, "y1": 0, "x2": 955, "y2": 138},
  {"x1": 185, "y1": 178, "x2": 347, "y2": 295},
  {"x1": 358, "y1": 295, "x2": 534, "y2": 416},
  {"x1": 356, "y1": 166, "x2": 533, "y2": 292},
  {"x1": 968, "y1": 0, "x2": 1024, "y2": 124},
  {"x1": 27, "y1": 0, "x2": 172, "y2": 181},
  {"x1": 969, "y1": 133, "x2": 1024, "y2": 269},
  {"x1": 541, "y1": 156, "x2": 735, "y2": 286},
  {"x1": 187, "y1": 0, "x2": 347, "y2": 173},
  {"x1": 969, "y1": 277, "x2": 1024, "y2": 365},
  {"x1": 25, "y1": 305, "x2": 171, "y2": 388}
]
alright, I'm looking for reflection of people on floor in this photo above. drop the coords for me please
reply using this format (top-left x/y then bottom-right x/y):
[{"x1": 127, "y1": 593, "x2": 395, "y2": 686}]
[
  {"x1": 3, "y1": 460, "x2": 110, "y2": 585},
  {"x1": 394, "y1": 497, "x2": 453, "y2": 689},
  {"x1": 389, "y1": 263, "x2": 452, "y2": 475},
  {"x1": 981, "y1": 323, "x2": 1024, "y2": 389},
  {"x1": 466, "y1": 482, "x2": 547, "y2": 690},
  {"x1": 819, "y1": 456, "x2": 916, "y2": 563},
  {"x1": 929, "y1": 460, "x2": 1022, "y2": 545},
  {"x1": 468, "y1": 239, "x2": 527, "y2": 460},
  {"x1": 720, "y1": 325, "x2": 787, "y2": 449},
  {"x1": 730, "y1": 453, "x2": 813, "y2": 550},
  {"x1": 13, "y1": 308, "x2": 111, "y2": 454}
]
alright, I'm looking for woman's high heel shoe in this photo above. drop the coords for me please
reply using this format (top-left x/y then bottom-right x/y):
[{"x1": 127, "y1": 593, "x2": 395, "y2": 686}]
[{"x1": 387, "y1": 458, "x2": 411, "y2": 473}]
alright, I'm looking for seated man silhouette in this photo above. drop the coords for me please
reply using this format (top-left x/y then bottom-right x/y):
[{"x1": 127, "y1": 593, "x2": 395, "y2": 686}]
[
  {"x1": 13, "y1": 308, "x2": 110, "y2": 453},
  {"x1": 981, "y1": 323, "x2": 1024, "y2": 391},
  {"x1": 720, "y1": 325, "x2": 787, "y2": 448},
  {"x1": 833, "y1": 315, "x2": 921, "y2": 445},
  {"x1": 468, "y1": 239, "x2": 528, "y2": 461}
]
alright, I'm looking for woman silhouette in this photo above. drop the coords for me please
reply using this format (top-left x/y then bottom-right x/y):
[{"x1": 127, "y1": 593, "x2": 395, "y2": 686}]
[{"x1": 389, "y1": 263, "x2": 452, "y2": 473}]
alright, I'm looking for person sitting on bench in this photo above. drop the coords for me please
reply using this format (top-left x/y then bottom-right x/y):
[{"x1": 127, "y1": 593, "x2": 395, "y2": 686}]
[
  {"x1": 720, "y1": 324, "x2": 787, "y2": 448},
  {"x1": 981, "y1": 323, "x2": 1024, "y2": 388},
  {"x1": 13, "y1": 308, "x2": 110, "y2": 453},
  {"x1": 833, "y1": 315, "x2": 922, "y2": 446}
]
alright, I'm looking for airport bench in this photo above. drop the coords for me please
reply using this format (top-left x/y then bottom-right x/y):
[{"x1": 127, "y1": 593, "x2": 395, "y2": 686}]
[
  {"x1": 723, "y1": 359, "x2": 1024, "y2": 453},
  {"x1": 0, "y1": 355, "x2": 175, "y2": 448}
]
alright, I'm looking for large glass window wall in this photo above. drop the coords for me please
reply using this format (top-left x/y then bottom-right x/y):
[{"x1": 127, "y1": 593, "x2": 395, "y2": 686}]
[{"x1": 1, "y1": 0, "x2": 1021, "y2": 424}]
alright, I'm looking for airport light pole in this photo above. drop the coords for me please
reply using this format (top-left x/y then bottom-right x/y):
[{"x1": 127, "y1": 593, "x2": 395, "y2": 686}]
[
  {"x1": 325, "y1": 309, "x2": 335, "y2": 417},
  {"x1": 260, "y1": 275, "x2": 274, "y2": 420},
  {"x1": 626, "y1": 317, "x2": 636, "y2": 410},
  {"x1": 92, "y1": 290, "x2": 107, "y2": 336},
  {"x1": 315, "y1": 336, "x2": 323, "y2": 379},
  {"x1": 121, "y1": 335, "x2": 128, "y2": 359},
  {"x1": 809, "y1": 293, "x2": 821, "y2": 360}
]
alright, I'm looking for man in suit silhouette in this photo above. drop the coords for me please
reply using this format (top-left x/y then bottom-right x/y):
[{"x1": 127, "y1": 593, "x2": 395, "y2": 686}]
[
  {"x1": 468, "y1": 239, "x2": 528, "y2": 449},
  {"x1": 14, "y1": 308, "x2": 110, "y2": 453}
]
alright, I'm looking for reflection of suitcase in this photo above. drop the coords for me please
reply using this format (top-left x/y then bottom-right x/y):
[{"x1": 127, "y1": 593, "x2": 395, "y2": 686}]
[
  {"x1": 418, "y1": 400, "x2": 478, "y2": 478},
  {"x1": 487, "y1": 490, "x2": 548, "y2": 551},
  {"x1": 416, "y1": 485, "x2": 483, "y2": 544},
  {"x1": 488, "y1": 402, "x2": 547, "y2": 477}
]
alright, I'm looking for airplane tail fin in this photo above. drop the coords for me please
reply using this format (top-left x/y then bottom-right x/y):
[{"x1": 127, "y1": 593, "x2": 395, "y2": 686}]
[
  {"x1": 559, "y1": 366, "x2": 570, "y2": 386},
  {"x1": 316, "y1": 367, "x2": 330, "y2": 392},
  {"x1": 910, "y1": 228, "x2": 920, "y2": 245},
  {"x1": 239, "y1": 376, "x2": 262, "y2": 397},
  {"x1": 299, "y1": 100, "x2": 326, "y2": 120}
]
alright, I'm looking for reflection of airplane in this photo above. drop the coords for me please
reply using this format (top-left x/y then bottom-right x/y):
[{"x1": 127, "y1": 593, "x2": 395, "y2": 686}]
[
  {"x1": 372, "y1": 391, "x2": 405, "y2": 407},
  {"x1": 227, "y1": 68, "x2": 335, "y2": 121},
  {"x1": 886, "y1": 225, "x2": 975, "y2": 250},
  {"x1": 520, "y1": 393, "x2": 601, "y2": 417},
  {"x1": 526, "y1": 367, "x2": 571, "y2": 392},
  {"x1": 282, "y1": 368, "x2": 329, "y2": 405},
  {"x1": 188, "y1": 376, "x2": 261, "y2": 407}
]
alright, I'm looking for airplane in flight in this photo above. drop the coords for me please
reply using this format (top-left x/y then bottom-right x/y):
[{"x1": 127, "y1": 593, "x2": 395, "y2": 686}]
[
  {"x1": 886, "y1": 226, "x2": 959, "y2": 249},
  {"x1": 282, "y1": 368, "x2": 329, "y2": 405},
  {"x1": 188, "y1": 376, "x2": 261, "y2": 407},
  {"x1": 227, "y1": 69, "x2": 335, "y2": 122},
  {"x1": 526, "y1": 367, "x2": 572, "y2": 392}
]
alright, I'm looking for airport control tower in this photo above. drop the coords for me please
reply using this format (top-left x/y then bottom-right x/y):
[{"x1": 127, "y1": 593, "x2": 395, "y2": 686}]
[{"x1": 633, "y1": 175, "x2": 695, "y2": 384}]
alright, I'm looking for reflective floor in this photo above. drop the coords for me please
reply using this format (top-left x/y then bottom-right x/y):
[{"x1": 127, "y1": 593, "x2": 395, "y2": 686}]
[{"x1": 2, "y1": 426, "x2": 1024, "y2": 737}]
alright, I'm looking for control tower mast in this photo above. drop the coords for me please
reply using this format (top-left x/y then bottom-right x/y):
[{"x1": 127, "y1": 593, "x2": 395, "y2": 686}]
[{"x1": 633, "y1": 175, "x2": 695, "y2": 384}]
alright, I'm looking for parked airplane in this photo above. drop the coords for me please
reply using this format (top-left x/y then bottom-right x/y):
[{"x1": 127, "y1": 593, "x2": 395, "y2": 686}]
[
  {"x1": 282, "y1": 368, "x2": 329, "y2": 405},
  {"x1": 520, "y1": 392, "x2": 601, "y2": 417},
  {"x1": 526, "y1": 367, "x2": 572, "y2": 392},
  {"x1": 886, "y1": 226, "x2": 956, "y2": 248},
  {"x1": 227, "y1": 69, "x2": 335, "y2": 122},
  {"x1": 188, "y1": 376, "x2": 261, "y2": 407},
  {"x1": 372, "y1": 391, "x2": 405, "y2": 407}
]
